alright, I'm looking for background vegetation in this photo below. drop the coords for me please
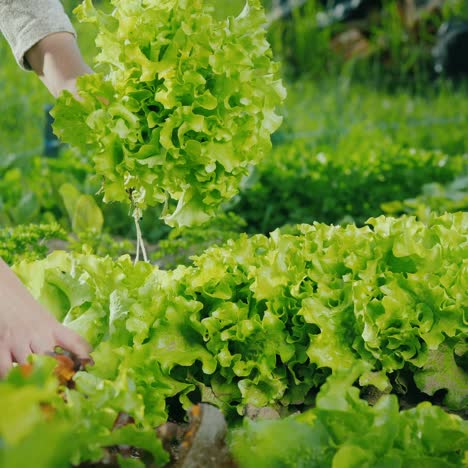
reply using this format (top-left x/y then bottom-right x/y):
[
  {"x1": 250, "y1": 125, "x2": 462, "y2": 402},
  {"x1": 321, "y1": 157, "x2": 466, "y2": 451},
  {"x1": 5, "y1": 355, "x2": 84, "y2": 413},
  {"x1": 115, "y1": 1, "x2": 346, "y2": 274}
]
[{"x1": 0, "y1": 0, "x2": 467, "y2": 261}]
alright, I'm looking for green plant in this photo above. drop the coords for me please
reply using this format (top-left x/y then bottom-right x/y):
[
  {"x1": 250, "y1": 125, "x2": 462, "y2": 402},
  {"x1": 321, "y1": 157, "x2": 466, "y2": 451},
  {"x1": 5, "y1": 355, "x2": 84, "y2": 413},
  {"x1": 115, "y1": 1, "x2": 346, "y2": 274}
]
[
  {"x1": 14, "y1": 213, "x2": 467, "y2": 421},
  {"x1": 0, "y1": 224, "x2": 67, "y2": 265},
  {"x1": 0, "y1": 148, "x2": 171, "y2": 244},
  {"x1": 279, "y1": 78, "x2": 468, "y2": 155},
  {"x1": 0, "y1": 38, "x2": 49, "y2": 157},
  {"x1": 0, "y1": 356, "x2": 168, "y2": 467},
  {"x1": 382, "y1": 174, "x2": 468, "y2": 221},
  {"x1": 358, "y1": 0, "x2": 438, "y2": 86},
  {"x1": 151, "y1": 212, "x2": 246, "y2": 268},
  {"x1": 230, "y1": 363, "x2": 468, "y2": 468},
  {"x1": 3, "y1": 355, "x2": 465, "y2": 467},
  {"x1": 53, "y1": 0, "x2": 285, "y2": 227},
  {"x1": 235, "y1": 136, "x2": 466, "y2": 233},
  {"x1": 267, "y1": 0, "x2": 340, "y2": 78},
  {"x1": 67, "y1": 229, "x2": 133, "y2": 258},
  {"x1": 442, "y1": 0, "x2": 468, "y2": 19},
  {"x1": 0, "y1": 149, "x2": 95, "y2": 228}
]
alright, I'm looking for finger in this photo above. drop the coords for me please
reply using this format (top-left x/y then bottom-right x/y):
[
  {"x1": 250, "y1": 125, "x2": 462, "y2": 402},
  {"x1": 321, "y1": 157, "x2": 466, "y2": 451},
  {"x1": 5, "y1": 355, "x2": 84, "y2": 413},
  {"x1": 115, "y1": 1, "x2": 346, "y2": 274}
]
[
  {"x1": 30, "y1": 335, "x2": 56, "y2": 356},
  {"x1": 53, "y1": 326, "x2": 91, "y2": 359},
  {"x1": 11, "y1": 342, "x2": 33, "y2": 365},
  {"x1": 0, "y1": 349, "x2": 13, "y2": 378}
]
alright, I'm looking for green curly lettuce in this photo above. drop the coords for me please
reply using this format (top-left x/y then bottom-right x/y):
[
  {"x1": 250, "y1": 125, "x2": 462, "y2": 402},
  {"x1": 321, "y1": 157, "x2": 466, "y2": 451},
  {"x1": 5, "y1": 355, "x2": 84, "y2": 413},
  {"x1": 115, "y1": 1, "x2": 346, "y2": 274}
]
[
  {"x1": 0, "y1": 356, "x2": 168, "y2": 467},
  {"x1": 52, "y1": 0, "x2": 286, "y2": 227},
  {"x1": 13, "y1": 214, "x2": 467, "y2": 416},
  {"x1": 229, "y1": 363, "x2": 468, "y2": 468}
]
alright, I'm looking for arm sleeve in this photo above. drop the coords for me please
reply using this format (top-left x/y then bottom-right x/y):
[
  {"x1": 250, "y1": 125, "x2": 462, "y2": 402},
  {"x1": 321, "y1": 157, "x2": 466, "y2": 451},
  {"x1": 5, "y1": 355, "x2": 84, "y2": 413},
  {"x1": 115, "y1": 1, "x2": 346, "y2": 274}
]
[{"x1": 0, "y1": 0, "x2": 76, "y2": 70}]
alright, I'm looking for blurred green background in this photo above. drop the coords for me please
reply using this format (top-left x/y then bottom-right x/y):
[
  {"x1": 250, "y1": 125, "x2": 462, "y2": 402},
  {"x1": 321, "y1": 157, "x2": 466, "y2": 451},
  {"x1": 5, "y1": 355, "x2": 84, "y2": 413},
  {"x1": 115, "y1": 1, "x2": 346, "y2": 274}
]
[{"x1": 1, "y1": 0, "x2": 467, "y2": 266}]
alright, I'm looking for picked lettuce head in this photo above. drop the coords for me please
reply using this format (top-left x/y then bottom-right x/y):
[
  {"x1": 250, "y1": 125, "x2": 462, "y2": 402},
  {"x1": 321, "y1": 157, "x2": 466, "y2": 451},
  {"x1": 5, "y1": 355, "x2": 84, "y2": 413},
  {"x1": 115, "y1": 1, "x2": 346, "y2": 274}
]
[{"x1": 53, "y1": 0, "x2": 286, "y2": 227}]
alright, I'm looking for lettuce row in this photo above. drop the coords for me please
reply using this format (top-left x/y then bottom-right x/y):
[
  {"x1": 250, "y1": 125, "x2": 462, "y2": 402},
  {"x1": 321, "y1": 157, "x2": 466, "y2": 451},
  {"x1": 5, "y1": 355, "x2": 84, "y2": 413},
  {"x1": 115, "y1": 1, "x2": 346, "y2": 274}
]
[
  {"x1": 230, "y1": 363, "x2": 468, "y2": 468},
  {"x1": 14, "y1": 213, "x2": 467, "y2": 420},
  {"x1": 52, "y1": 0, "x2": 285, "y2": 227},
  {"x1": 234, "y1": 137, "x2": 467, "y2": 233},
  {"x1": 2, "y1": 360, "x2": 465, "y2": 467}
]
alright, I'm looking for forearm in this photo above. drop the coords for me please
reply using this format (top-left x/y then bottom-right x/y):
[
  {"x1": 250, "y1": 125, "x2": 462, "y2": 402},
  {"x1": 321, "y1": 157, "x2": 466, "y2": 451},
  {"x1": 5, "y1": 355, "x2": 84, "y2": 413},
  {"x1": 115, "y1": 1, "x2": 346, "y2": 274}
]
[
  {"x1": 0, "y1": 0, "x2": 75, "y2": 67},
  {"x1": 0, "y1": 0, "x2": 91, "y2": 96},
  {"x1": 25, "y1": 32, "x2": 92, "y2": 97}
]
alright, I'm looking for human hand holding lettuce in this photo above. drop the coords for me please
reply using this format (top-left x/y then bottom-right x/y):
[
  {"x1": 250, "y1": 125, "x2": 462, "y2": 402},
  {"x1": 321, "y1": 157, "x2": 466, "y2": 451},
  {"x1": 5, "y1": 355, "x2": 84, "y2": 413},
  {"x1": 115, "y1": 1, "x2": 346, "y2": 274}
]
[{"x1": 0, "y1": 259, "x2": 91, "y2": 377}]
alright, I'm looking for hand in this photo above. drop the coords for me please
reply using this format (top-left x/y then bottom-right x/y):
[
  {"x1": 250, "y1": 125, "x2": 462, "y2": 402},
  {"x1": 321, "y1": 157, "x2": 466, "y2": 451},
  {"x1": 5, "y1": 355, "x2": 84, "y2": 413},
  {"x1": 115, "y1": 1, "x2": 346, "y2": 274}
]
[{"x1": 0, "y1": 259, "x2": 91, "y2": 378}]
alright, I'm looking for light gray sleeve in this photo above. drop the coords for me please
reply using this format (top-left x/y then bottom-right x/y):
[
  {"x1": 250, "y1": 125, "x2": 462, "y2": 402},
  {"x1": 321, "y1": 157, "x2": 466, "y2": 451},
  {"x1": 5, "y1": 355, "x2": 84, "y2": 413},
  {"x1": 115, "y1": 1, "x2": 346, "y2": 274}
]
[{"x1": 0, "y1": 0, "x2": 76, "y2": 70}]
